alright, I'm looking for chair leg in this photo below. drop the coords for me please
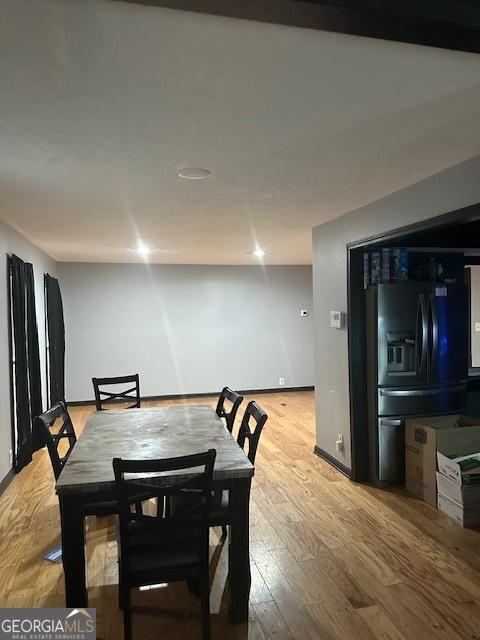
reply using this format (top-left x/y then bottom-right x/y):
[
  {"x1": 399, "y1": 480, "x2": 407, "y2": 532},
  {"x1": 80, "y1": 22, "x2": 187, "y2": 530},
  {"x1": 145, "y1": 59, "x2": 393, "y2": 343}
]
[
  {"x1": 122, "y1": 589, "x2": 133, "y2": 640},
  {"x1": 187, "y1": 579, "x2": 200, "y2": 597},
  {"x1": 200, "y1": 574, "x2": 211, "y2": 640},
  {"x1": 221, "y1": 525, "x2": 227, "y2": 538},
  {"x1": 156, "y1": 495, "x2": 171, "y2": 518}
]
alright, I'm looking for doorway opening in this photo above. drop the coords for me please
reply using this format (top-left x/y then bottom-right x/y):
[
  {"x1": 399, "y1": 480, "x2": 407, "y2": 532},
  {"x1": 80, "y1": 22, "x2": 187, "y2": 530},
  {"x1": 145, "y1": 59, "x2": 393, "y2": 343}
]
[{"x1": 347, "y1": 202, "x2": 480, "y2": 483}]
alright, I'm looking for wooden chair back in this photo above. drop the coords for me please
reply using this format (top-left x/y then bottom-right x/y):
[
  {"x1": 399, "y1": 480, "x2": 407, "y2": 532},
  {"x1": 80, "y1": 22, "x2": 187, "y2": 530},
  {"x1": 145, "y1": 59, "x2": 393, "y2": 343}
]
[
  {"x1": 215, "y1": 387, "x2": 243, "y2": 433},
  {"x1": 92, "y1": 374, "x2": 141, "y2": 411},
  {"x1": 113, "y1": 449, "x2": 217, "y2": 567},
  {"x1": 237, "y1": 400, "x2": 268, "y2": 464},
  {"x1": 34, "y1": 402, "x2": 77, "y2": 480}
]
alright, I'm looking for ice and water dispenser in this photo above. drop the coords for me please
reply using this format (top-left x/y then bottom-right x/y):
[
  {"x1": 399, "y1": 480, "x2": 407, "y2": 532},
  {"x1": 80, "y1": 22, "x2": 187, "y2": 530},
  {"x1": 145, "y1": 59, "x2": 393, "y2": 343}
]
[{"x1": 386, "y1": 331, "x2": 416, "y2": 375}]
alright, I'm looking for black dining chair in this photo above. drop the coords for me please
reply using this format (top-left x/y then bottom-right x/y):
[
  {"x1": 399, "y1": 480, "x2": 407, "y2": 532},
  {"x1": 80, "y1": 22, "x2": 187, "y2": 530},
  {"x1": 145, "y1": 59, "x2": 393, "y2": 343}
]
[
  {"x1": 172, "y1": 401, "x2": 267, "y2": 537},
  {"x1": 212, "y1": 401, "x2": 268, "y2": 535},
  {"x1": 34, "y1": 402, "x2": 76, "y2": 480},
  {"x1": 35, "y1": 402, "x2": 120, "y2": 517},
  {"x1": 113, "y1": 449, "x2": 217, "y2": 640},
  {"x1": 215, "y1": 387, "x2": 243, "y2": 433},
  {"x1": 92, "y1": 374, "x2": 141, "y2": 411}
]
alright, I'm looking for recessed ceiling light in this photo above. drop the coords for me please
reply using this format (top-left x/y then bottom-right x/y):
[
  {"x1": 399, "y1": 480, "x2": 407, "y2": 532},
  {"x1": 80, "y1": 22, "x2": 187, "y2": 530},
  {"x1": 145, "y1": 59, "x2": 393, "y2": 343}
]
[
  {"x1": 253, "y1": 248, "x2": 266, "y2": 258},
  {"x1": 177, "y1": 168, "x2": 211, "y2": 180},
  {"x1": 128, "y1": 245, "x2": 154, "y2": 256}
]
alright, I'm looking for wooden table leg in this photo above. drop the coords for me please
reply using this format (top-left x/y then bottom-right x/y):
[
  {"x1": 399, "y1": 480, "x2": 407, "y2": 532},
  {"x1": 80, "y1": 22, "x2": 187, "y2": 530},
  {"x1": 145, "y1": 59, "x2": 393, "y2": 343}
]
[
  {"x1": 59, "y1": 493, "x2": 88, "y2": 607},
  {"x1": 228, "y1": 477, "x2": 251, "y2": 624}
]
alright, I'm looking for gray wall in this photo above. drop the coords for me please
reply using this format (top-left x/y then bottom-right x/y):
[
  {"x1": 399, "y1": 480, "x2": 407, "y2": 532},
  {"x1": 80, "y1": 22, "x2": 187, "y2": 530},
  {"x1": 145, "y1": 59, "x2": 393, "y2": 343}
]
[
  {"x1": 312, "y1": 156, "x2": 480, "y2": 470},
  {"x1": 58, "y1": 263, "x2": 313, "y2": 401},
  {"x1": 0, "y1": 221, "x2": 57, "y2": 482}
]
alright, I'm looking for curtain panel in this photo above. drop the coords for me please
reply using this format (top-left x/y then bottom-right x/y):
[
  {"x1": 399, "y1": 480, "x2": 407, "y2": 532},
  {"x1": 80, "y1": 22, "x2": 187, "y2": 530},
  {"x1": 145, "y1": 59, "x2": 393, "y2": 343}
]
[
  {"x1": 10, "y1": 255, "x2": 31, "y2": 470},
  {"x1": 45, "y1": 273, "x2": 66, "y2": 406},
  {"x1": 25, "y1": 263, "x2": 43, "y2": 452},
  {"x1": 8, "y1": 255, "x2": 43, "y2": 471}
]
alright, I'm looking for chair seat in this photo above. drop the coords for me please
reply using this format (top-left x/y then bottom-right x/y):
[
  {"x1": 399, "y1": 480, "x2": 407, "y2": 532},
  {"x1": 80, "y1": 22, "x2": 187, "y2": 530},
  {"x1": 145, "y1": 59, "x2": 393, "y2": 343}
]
[{"x1": 119, "y1": 521, "x2": 202, "y2": 579}]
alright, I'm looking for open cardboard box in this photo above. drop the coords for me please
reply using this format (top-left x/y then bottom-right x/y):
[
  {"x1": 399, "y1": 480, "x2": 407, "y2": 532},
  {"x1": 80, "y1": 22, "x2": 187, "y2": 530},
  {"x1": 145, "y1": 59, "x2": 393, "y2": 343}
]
[
  {"x1": 437, "y1": 492, "x2": 480, "y2": 528},
  {"x1": 405, "y1": 414, "x2": 480, "y2": 506}
]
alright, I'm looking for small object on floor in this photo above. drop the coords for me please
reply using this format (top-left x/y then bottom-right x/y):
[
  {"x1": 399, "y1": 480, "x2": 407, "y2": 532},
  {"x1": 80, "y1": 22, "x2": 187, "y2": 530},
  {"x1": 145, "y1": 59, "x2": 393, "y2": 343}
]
[
  {"x1": 281, "y1": 403, "x2": 286, "y2": 406},
  {"x1": 43, "y1": 546, "x2": 62, "y2": 563}
]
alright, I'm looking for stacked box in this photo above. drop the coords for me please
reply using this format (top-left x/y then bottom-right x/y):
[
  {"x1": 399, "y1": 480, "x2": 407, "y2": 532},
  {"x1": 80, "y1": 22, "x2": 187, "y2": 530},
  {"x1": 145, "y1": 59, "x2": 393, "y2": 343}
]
[
  {"x1": 405, "y1": 415, "x2": 480, "y2": 509},
  {"x1": 436, "y1": 450, "x2": 480, "y2": 527}
]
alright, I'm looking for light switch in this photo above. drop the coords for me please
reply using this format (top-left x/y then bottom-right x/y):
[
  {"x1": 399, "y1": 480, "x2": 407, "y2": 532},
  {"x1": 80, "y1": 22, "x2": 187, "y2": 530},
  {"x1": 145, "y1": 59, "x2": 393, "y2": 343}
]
[
  {"x1": 475, "y1": 322, "x2": 480, "y2": 332},
  {"x1": 330, "y1": 310, "x2": 346, "y2": 329}
]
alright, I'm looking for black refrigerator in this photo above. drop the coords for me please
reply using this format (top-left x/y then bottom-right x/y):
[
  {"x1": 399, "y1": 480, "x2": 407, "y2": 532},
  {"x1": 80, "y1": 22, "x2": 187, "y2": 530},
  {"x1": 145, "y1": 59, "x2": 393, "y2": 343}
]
[{"x1": 366, "y1": 281, "x2": 468, "y2": 485}]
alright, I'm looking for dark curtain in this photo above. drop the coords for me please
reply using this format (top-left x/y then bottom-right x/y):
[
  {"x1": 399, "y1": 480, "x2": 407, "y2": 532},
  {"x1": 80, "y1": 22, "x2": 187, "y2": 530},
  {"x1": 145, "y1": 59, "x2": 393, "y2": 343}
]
[
  {"x1": 25, "y1": 263, "x2": 43, "y2": 451},
  {"x1": 45, "y1": 273, "x2": 65, "y2": 405},
  {"x1": 10, "y1": 255, "x2": 33, "y2": 471}
]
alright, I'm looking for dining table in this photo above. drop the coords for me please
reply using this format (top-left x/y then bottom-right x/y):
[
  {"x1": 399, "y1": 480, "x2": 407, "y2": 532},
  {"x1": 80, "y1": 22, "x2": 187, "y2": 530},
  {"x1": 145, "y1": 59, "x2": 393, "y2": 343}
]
[{"x1": 55, "y1": 405, "x2": 254, "y2": 624}]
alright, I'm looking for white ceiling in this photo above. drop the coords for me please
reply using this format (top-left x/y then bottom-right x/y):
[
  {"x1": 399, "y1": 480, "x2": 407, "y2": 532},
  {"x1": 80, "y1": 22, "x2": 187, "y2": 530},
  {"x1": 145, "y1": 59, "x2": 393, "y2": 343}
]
[{"x1": 1, "y1": 0, "x2": 480, "y2": 265}]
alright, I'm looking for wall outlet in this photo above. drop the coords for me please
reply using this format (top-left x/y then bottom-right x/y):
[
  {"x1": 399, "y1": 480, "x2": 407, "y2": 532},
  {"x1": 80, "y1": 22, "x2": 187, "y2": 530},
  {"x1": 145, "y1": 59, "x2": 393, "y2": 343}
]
[
  {"x1": 8, "y1": 449, "x2": 13, "y2": 467},
  {"x1": 336, "y1": 434, "x2": 344, "y2": 452},
  {"x1": 279, "y1": 377, "x2": 285, "y2": 386}
]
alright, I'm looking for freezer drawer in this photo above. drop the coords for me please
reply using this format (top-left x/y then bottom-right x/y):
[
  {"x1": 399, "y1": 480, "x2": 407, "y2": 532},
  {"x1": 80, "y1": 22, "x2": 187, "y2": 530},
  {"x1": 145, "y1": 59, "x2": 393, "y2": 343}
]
[
  {"x1": 378, "y1": 384, "x2": 466, "y2": 417},
  {"x1": 378, "y1": 418, "x2": 404, "y2": 484}
]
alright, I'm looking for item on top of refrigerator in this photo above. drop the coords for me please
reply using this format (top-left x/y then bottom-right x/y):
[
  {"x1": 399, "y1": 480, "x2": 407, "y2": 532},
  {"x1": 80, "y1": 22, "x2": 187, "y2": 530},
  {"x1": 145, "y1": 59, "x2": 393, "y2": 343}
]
[
  {"x1": 381, "y1": 248, "x2": 390, "y2": 283},
  {"x1": 427, "y1": 258, "x2": 438, "y2": 282},
  {"x1": 437, "y1": 262, "x2": 444, "y2": 283},
  {"x1": 370, "y1": 251, "x2": 382, "y2": 285},
  {"x1": 391, "y1": 248, "x2": 408, "y2": 282},
  {"x1": 412, "y1": 264, "x2": 424, "y2": 281},
  {"x1": 363, "y1": 253, "x2": 369, "y2": 289}
]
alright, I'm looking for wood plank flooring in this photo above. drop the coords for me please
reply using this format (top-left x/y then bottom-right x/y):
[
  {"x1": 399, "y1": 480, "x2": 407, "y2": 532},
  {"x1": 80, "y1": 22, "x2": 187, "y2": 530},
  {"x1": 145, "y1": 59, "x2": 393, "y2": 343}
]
[{"x1": 1, "y1": 391, "x2": 480, "y2": 640}]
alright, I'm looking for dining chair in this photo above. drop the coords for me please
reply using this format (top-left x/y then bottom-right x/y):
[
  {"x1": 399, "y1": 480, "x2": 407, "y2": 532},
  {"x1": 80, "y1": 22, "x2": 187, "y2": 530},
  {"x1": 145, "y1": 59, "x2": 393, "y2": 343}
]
[
  {"x1": 92, "y1": 374, "x2": 141, "y2": 411},
  {"x1": 172, "y1": 401, "x2": 267, "y2": 538},
  {"x1": 212, "y1": 401, "x2": 268, "y2": 534},
  {"x1": 113, "y1": 449, "x2": 216, "y2": 640},
  {"x1": 34, "y1": 402, "x2": 76, "y2": 480},
  {"x1": 215, "y1": 387, "x2": 243, "y2": 433},
  {"x1": 34, "y1": 402, "x2": 119, "y2": 517}
]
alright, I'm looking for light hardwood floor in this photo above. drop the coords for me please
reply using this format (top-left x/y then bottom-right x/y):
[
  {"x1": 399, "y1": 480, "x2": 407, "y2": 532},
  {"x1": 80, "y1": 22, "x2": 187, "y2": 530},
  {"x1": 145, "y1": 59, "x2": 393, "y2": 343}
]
[{"x1": 1, "y1": 391, "x2": 480, "y2": 640}]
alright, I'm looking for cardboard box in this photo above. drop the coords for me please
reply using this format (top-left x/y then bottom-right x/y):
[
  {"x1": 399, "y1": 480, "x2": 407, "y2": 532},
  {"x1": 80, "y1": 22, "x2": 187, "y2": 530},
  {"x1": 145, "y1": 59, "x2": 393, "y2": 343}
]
[
  {"x1": 437, "y1": 492, "x2": 480, "y2": 528},
  {"x1": 405, "y1": 415, "x2": 480, "y2": 506},
  {"x1": 436, "y1": 471, "x2": 480, "y2": 507},
  {"x1": 437, "y1": 450, "x2": 480, "y2": 485}
]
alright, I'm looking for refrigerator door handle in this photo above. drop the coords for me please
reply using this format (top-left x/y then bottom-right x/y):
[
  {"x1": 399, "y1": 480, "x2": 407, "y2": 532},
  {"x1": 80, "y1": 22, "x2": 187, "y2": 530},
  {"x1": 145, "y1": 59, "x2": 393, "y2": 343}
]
[
  {"x1": 379, "y1": 418, "x2": 403, "y2": 427},
  {"x1": 379, "y1": 384, "x2": 466, "y2": 397},
  {"x1": 416, "y1": 294, "x2": 427, "y2": 374},
  {"x1": 429, "y1": 293, "x2": 438, "y2": 373}
]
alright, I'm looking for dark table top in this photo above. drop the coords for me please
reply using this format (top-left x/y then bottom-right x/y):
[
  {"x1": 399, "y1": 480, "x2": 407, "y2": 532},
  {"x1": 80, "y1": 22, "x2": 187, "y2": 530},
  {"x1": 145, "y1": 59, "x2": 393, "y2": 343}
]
[{"x1": 56, "y1": 405, "x2": 254, "y2": 494}]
